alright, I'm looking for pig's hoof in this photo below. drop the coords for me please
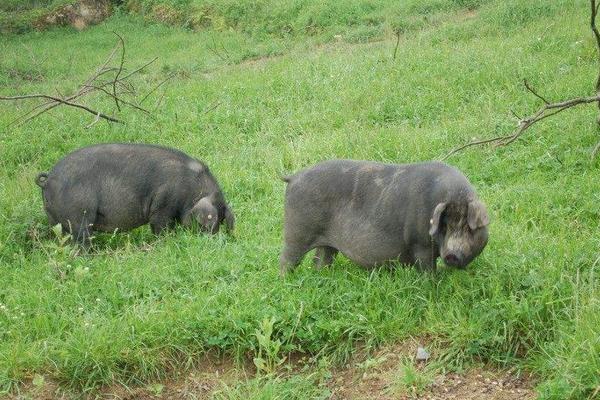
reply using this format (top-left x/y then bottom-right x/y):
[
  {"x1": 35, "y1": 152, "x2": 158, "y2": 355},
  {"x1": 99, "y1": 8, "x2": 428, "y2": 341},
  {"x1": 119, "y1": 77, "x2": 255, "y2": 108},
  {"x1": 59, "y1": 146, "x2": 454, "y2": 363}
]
[{"x1": 279, "y1": 265, "x2": 291, "y2": 277}]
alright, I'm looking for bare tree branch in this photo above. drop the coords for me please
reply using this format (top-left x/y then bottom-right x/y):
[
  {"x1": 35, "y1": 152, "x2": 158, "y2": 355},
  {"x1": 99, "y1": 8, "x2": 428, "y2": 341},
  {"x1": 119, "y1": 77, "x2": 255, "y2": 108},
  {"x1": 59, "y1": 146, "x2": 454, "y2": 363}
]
[
  {"x1": 85, "y1": 112, "x2": 102, "y2": 129},
  {"x1": 393, "y1": 29, "x2": 401, "y2": 60},
  {"x1": 0, "y1": 94, "x2": 122, "y2": 123},
  {"x1": 443, "y1": 0, "x2": 600, "y2": 160},
  {"x1": 523, "y1": 79, "x2": 550, "y2": 104},
  {"x1": 112, "y1": 32, "x2": 126, "y2": 112},
  {"x1": 591, "y1": 0, "x2": 600, "y2": 94},
  {"x1": 1, "y1": 35, "x2": 162, "y2": 130},
  {"x1": 140, "y1": 73, "x2": 176, "y2": 105},
  {"x1": 442, "y1": 94, "x2": 600, "y2": 160}
]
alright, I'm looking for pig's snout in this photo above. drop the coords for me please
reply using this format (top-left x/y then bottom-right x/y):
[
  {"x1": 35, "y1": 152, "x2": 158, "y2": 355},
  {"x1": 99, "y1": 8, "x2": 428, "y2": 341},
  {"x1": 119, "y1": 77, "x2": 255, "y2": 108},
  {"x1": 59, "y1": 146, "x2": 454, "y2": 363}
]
[{"x1": 443, "y1": 252, "x2": 465, "y2": 268}]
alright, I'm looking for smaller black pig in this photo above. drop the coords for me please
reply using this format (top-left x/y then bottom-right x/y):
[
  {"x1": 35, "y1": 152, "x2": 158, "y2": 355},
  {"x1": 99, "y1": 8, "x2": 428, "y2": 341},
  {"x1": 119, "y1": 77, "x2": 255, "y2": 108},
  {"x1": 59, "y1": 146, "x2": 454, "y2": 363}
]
[
  {"x1": 280, "y1": 160, "x2": 489, "y2": 275},
  {"x1": 36, "y1": 143, "x2": 234, "y2": 245}
]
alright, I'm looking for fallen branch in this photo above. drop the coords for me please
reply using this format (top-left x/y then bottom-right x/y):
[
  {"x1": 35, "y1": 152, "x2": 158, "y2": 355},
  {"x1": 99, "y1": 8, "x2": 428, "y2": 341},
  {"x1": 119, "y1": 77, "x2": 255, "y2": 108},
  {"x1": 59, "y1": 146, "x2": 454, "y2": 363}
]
[
  {"x1": 443, "y1": 0, "x2": 600, "y2": 160},
  {"x1": 1, "y1": 32, "x2": 165, "y2": 129},
  {"x1": 0, "y1": 93, "x2": 122, "y2": 123},
  {"x1": 443, "y1": 92, "x2": 600, "y2": 160},
  {"x1": 393, "y1": 29, "x2": 401, "y2": 60}
]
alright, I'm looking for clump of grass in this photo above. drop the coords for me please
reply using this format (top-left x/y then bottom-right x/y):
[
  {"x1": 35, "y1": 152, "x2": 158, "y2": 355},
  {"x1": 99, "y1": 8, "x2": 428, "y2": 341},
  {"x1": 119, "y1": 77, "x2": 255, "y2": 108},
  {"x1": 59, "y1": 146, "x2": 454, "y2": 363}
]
[{"x1": 387, "y1": 357, "x2": 438, "y2": 397}]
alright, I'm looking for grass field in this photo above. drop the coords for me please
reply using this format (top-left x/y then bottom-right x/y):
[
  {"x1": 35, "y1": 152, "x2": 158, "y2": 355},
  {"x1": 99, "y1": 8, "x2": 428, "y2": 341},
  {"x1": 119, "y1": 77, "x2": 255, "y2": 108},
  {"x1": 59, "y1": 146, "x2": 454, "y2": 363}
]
[{"x1": 1, "y1": 0, "x2": 599, "y2": 398}]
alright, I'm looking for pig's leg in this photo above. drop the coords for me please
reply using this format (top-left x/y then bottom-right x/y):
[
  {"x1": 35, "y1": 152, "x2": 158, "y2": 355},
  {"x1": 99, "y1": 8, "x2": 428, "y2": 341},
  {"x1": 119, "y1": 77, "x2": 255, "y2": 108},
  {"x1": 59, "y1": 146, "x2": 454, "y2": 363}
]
[
  {"x1": 313, "y1": 246, "x2": 338, "y2": 268},
  {"x1": 64, "y1": 210, "x2": 95, "y2": 247},
  {"x1": 148, "y1": 192, "x2": 177, "y2": 234},
  {"x1": 149, "y1": 212, "x2": 175, "y2": 234},
  {"x1": 279, "y1": 243, "x2": 311, "y2": 276},
  {"x1": 413, "y1": 246, "x2": 437, "y2": 272}
]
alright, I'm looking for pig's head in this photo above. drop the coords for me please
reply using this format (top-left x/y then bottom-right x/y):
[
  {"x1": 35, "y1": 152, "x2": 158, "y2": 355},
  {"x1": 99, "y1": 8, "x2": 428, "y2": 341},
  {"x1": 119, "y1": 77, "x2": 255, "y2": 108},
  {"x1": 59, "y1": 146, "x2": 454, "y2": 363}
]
[
  {"x1": 183, "y1": 196, "x2": 235, "y2": 234},
  {"x1": 428, "y1": 200, "x2": 489, "y2": 268}
]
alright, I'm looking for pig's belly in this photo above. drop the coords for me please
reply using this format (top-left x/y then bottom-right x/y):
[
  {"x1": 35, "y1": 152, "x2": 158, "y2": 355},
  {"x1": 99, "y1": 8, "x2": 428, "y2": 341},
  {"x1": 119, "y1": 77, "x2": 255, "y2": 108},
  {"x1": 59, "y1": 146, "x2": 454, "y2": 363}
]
[
  {"x1": 92, "y1": 201, "x2": 147, "y2": 232},
  {"x1": 328, "y1": 223, "x2": 413, "y2": 268}
]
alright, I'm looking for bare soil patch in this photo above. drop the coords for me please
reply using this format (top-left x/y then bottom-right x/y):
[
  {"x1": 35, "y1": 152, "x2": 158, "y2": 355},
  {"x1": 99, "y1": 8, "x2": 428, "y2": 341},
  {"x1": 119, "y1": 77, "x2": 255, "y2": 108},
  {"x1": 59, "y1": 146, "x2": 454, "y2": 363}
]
[
  {"x1": 8, "y1": 339, "x2": 536, "y2": 400},
  {"x1": 328, "y1": 340, "x2": 536, "y2": 400}
]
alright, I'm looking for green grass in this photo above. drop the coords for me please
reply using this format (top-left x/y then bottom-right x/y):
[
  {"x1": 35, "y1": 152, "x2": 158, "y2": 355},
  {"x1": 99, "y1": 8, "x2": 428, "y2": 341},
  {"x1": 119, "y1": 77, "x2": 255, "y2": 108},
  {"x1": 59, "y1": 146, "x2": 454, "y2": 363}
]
[{"x1": 1, "y1": 0, "x2": 599, "y2": 399}]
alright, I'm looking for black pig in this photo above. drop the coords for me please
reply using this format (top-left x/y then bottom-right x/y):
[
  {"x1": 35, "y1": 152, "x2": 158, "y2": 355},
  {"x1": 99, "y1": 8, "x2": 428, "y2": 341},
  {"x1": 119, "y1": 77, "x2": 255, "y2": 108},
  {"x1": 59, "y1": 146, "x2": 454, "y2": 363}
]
[
  {"x1": 36, "y1": 143, "x2": 234, "y2": 245},
  {"x1": 280, "y1": 160, "x2": 489, "y2": 274}
]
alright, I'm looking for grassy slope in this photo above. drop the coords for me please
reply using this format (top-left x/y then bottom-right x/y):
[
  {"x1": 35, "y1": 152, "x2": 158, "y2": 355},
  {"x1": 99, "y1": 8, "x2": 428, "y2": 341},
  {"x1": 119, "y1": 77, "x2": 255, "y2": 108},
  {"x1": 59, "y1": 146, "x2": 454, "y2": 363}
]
[{"x1": 0, "y1": 0, "x2": 599, "y2": 398}]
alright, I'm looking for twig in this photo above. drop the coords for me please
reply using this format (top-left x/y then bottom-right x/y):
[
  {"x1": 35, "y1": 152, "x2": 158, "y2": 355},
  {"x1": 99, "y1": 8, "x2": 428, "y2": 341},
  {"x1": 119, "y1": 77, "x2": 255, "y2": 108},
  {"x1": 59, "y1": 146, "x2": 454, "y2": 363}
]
[
  {"x1": 1, "y1": 35, "x2": 160, "y2": 130},
  {"x1": 112, "y1": 32, "x2": 126, "y2": 112},
  {"x1": 523, "y1": 79, "x2": 550, "y2": 104},
  {"x1": 118, "y1": 57, "x2": 158, "y2": 80},
  {"x1": 591, "y1": 0, "x2": 600, "y2": 94},
  {"x1": 83, "y1": 84, "x2": 151, "y2": 115},
  {"x1": 201, "y1": 99, "x2": 222, "y2": 115},
  {"x1": 140, "y1": 72, "x2": 175, "y2": 104},
  {"x1": 442, "y1": 137, "x2": 515, "y2": 160},
  {"x1": 85, "y1": 112, "x2": 102, "y2": 129},
  {"x1": 443, "y1": 0, "x2": 600, "y2": 160},
  {"x1": 208, "y1": 36, "x2": 230, "y2": 62},
  {"x1": 393, "y1": 29, "x2": 401, "y2": 60},
  {"x1": 442, "y1": 94, "x2": 600, "y2": 160},
  {"x1": 0, "y1": 94, "x2": 122, "y2": 122}
]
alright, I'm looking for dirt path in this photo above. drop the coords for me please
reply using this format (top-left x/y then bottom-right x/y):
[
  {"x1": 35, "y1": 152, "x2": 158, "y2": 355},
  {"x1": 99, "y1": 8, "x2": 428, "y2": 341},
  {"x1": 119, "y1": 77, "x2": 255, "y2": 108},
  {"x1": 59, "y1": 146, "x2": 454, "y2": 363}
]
[
  {"x1": 10, "y1": 339, "x2": 536, "y2": 400},
  {"x1": 327, "y1": 342, "x2": 535, "y2": 400}
]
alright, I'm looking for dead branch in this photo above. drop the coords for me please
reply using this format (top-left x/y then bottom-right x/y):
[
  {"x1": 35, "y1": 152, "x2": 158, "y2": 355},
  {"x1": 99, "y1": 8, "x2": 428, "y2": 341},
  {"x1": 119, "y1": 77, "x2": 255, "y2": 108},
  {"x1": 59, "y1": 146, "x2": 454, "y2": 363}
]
[
  {"x1": 112, "y1": 32, "x2": 126, "y2": 112},
  {"x1": 0, "y1": 93, "x2": 122, "y2": 123},
  {"x1": 591, "y1": 0, "x2": 600, "y2": 94},
  {"x1": 443, "y1": 0, "x2": 600, "y2": 160},
  {"x1": 208, "y1": 36, "x2": 231, "y2": 62},
  {"x1": 443, "y1": 93, "x2": 600, "y2": 160},
  {"x1": 523, "y1": 79, "x2": 550, "y2": 104},
  {"x1": 1, "y1": 33, "x2": 165, "y2": 129},
  {"x1": 393, "y1": 29, "x2": 401, "y2": 60},
  {"x1": 140, "y1": 73, "x2": 175, "y2": 105}
]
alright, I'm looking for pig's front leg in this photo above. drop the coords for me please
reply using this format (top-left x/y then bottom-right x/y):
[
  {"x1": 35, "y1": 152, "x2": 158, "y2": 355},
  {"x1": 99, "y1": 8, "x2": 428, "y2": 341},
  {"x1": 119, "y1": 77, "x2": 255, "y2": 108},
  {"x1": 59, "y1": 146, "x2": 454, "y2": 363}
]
[
  {"x1": 413, "y1": 246, "x2": 437, "y2": 272},
  {"x1": 149, "y1": 212, "x2": 175, "y2": 234}
]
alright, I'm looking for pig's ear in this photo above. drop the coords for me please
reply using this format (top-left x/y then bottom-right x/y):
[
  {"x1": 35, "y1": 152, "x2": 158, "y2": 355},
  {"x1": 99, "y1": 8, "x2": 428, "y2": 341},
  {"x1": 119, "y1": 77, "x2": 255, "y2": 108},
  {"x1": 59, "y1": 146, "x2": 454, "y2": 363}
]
[
  {"x1": 186, "y1": 197, "x2": 219, "y2": 233},
  {"x1": 467, "y1": 200, "x2": 489, "y2": 230},
  {"x1": 429, "y1": 202, "x2": 447, "y2": 236},
  {"x1": 223, "y1": 205, "x2": 235, "y2": 233}
]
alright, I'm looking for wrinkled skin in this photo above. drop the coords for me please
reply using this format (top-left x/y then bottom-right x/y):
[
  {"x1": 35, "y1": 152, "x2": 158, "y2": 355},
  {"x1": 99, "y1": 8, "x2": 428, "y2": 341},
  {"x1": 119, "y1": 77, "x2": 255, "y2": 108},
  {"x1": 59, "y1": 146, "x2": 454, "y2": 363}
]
[
  {"x1": 280, "y1": 160, "x2": 489, "y2": 275},
  {"x1": 36, "y1": 143, "x2": 234, "y2": 246}
]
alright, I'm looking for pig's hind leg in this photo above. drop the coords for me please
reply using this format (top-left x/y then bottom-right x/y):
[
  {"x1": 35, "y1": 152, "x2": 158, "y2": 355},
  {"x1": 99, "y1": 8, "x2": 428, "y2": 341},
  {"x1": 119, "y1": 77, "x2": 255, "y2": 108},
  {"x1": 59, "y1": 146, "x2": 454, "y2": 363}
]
[
  {"x1": 313, "y1": 246, "x2": 338, "y2": 269},
  {"x1": 62, "y1": 209, "x2": 96, "y2": 248},
  {"x1": 279, "y1": 243, "x2": 310, "y2": 276}
]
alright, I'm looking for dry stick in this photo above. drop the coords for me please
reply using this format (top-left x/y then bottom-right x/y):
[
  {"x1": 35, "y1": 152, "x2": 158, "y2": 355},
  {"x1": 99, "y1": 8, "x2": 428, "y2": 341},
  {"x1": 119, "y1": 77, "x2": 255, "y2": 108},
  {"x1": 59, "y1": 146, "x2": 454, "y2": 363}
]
[
  {"x1": 119, "y1": 57, "x2": 158, "y2": 80},
  {"x1": 3, "y1": 41, "x2": 158, "y2": 129},
  {"x1": 85, "y1": 112, "x2": 102, "y2": 129},
  {"x1": 393, "y1": 30, "x2": 401, "y2": 60},
  {"x1": 523, "y1": 79, "x2": 550, "y2": 104},
  {"x1": 443, "y1": 0, "x2": 600, "y2": 160},
  {"x1": 0, "y1": 94, "x2": 122, "y2": 123},
  {"x1": 201, "y1": 100, "x2": 222, "y2": 115},
  {"x1": 112, "y1": 32, "x2": 126, "y2": 112},
  {"x1": 591, "y1": 0, "x2": 600, "y2": 96},
  {"x1": 84, "y1": 84, "x2": 151, "y2": 116},
  {"x1": 6, "y1": 85, "x2": 99, "y2": 127},
  {"x1": 140, "y1": 72, "x2": 176, "y2": 105},
  {"x1": 442, "y1": 94, "x2": 600, "y2": 160}
]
